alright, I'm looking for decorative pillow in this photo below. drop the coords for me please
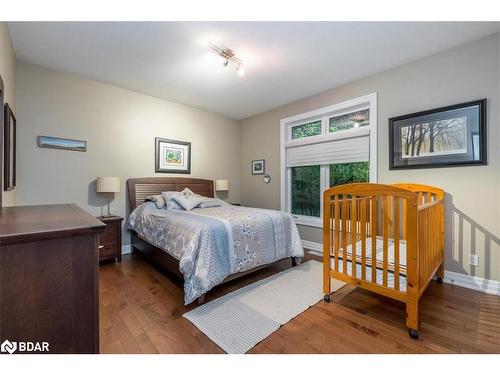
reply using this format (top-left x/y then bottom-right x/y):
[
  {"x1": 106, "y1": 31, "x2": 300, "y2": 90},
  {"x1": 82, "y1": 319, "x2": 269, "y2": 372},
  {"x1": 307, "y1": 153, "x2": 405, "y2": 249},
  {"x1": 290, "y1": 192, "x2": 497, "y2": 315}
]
[
  {"x1": 161, "y1": 191, "x2": 179, "y2": 202},
  {"x1": 197, "y1": 198, "x2": 223, "y2": 208},
  {"x1": 166, "y1": 199, "x2": 184, "y2": 210},
  {"x1": 145, "y1": 194, "x2": 166, "y2": 209},
  {"x1": 172, "y1": 189, "x2": 204, "y2": 211}
]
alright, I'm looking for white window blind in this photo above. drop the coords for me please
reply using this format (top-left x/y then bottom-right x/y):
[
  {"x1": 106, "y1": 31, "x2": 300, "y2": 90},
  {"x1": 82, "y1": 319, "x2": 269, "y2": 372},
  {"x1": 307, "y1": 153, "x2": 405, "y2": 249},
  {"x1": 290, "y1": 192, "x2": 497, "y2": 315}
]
[{"x1": 285, "y1": 135, "x2": 369, "y2": 167}]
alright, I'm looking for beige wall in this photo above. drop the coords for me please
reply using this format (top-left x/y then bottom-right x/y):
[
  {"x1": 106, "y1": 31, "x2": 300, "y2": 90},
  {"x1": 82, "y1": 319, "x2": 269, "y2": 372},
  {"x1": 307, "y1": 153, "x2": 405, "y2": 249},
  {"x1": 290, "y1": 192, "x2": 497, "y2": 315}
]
[
  {"x1": 241, "y1": 33, "x2": 500, "y2": 282},
  {"x1": 16, "y1": 62, "x2": 241, "y2": 245},
  {"x1": 0, "y1": 22, "x2": 16, "y2": 206}
]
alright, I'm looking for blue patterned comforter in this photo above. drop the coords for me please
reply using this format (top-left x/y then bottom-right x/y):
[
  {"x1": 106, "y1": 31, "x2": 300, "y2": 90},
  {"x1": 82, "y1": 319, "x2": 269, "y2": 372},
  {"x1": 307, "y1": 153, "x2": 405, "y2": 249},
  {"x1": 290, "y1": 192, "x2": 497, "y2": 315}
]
[{"x1": 128, "y1": 202, "x2": 304, "y2": 304}]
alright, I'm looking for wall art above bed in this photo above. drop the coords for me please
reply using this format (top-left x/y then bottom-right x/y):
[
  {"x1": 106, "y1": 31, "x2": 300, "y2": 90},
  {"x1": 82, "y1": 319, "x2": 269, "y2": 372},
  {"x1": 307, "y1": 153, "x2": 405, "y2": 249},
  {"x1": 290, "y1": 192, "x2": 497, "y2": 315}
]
[
  {"x1": 37, "y1": 135, "x2": 87, "y2": 152},
  {"x1": 155, "y1": 137, "x2": 191, "y2": 174},
  {"x1": 389, "y1": 99, "x2": 487, "y2": 169}
]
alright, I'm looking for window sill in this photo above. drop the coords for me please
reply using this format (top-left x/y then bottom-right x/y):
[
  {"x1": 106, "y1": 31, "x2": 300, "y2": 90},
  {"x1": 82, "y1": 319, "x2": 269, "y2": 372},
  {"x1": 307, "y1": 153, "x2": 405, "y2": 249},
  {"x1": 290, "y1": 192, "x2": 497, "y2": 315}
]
[{"x1": 292, "y1": 216, "x2": 323, "y2": 228}]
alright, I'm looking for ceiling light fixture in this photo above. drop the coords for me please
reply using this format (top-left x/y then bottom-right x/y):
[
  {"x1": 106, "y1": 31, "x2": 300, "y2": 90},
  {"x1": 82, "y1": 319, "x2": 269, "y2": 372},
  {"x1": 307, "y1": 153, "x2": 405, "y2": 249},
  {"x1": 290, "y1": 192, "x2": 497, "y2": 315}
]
[{"x1": 209, "y1": 43, "x2": 245, "y2": 77}]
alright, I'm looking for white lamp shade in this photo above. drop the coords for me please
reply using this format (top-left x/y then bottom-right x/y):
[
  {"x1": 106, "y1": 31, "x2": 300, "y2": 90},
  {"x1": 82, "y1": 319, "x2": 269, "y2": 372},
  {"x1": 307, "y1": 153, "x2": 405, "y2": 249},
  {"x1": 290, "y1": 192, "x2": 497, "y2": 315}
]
[
  {"x1": 215, "y1": 179, "x2": 229, "y2": 191},
  {"x1": 96, "y1": 177, "x2": 121, "y2": 193}
]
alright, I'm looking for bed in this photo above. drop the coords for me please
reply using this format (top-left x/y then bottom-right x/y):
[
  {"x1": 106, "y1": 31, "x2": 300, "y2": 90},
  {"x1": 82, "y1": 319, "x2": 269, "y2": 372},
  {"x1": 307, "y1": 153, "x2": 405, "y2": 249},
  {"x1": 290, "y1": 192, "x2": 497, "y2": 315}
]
[
  {"x1": 322, "y1": 183, "x2": 445, "y2": 339},
  {"x1": 127, "y1": 177, "x2": 303, "y2": 305}
]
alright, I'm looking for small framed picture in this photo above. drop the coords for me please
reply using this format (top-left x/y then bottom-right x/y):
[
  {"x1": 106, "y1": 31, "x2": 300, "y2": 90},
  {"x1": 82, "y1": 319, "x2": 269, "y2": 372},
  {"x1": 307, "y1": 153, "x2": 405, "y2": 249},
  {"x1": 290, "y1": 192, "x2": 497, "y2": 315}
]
[
  {"x1": 155, "y1": 137, "x2": 191, "y2": 174},
  {"x1": 251, "y1": 159, "x2": 265, "y2": 175},
  {"x1": 389, "y1": 99, "x2": 487, "y2": 169}
]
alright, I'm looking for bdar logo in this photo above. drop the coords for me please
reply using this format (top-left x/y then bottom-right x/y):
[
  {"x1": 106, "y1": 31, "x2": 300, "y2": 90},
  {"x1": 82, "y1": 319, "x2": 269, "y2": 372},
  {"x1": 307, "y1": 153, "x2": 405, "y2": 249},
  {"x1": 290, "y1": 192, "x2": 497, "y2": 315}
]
[{"x1": 1, "y1": 340, "x2": 17, "y2": 354}]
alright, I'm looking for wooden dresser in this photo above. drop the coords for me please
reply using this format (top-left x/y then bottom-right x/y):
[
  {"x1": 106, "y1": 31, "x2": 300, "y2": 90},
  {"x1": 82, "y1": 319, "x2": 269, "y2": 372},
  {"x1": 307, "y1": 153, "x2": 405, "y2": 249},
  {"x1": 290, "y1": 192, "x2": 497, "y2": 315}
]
[{"x1": 0, "y1": 204, "x2": 105, "y2": 354}]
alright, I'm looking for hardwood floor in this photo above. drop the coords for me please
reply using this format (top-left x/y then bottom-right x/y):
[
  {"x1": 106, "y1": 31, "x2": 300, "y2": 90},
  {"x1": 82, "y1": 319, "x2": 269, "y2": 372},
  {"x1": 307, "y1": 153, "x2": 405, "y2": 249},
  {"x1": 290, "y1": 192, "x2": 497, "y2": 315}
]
[{"x1": 99, "y1": 252, "x2": 500, "y2": 354}]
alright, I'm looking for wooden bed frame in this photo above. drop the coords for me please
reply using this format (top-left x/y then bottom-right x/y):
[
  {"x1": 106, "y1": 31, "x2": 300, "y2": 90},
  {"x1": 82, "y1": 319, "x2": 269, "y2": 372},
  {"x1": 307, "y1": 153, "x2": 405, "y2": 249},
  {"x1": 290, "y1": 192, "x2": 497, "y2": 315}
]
[
  {"x1": 127, "y1": 177, "x2": 298, "y2": 305},
  {"x1": 322, "y1": 183, "x2": 444, "y2": 339}
]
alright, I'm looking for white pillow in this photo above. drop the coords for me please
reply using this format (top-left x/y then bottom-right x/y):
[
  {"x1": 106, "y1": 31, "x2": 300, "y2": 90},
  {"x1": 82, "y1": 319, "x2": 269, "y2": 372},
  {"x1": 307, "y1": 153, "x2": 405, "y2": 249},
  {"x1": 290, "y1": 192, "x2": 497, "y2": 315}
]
[
  {"x1": 197, "y1": 198, "x2": 223, "y2": 208},
  {"x1": 162, "y1": 191, "x2": 178, "y2": 201},
  {"x1": 172, "y1": 193, "x2": 204, "y2": 211}
]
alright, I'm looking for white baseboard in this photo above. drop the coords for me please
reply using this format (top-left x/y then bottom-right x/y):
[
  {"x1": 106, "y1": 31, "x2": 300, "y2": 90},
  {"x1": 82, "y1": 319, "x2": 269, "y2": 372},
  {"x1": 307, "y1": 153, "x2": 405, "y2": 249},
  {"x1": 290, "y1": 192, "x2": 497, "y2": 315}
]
[
  {"x1": 302, "y1": 240, "x2": 500, "y2": 296},
  {"x1": 302, "y1": 240, "x2": 322, "y2": 252},
  {"x1": 122, "y1": 244, "x2": 132, "y2": 255},
  {"x1": 444, "y1": 270, "x2": 500, "y2": 296}
]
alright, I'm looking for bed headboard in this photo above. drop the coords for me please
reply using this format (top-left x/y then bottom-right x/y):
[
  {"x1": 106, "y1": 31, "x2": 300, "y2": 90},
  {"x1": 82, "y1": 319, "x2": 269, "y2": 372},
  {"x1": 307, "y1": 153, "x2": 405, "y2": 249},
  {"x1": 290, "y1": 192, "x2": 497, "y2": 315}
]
[{"x1": 127, "y1": 177, "x2": 214, "y2": 210}]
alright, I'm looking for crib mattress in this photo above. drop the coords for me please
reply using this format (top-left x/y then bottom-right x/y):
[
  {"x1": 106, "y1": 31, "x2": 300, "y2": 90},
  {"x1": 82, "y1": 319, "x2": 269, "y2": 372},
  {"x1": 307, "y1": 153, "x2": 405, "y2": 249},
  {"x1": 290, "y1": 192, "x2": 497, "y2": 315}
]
[
  {"x1": 344, "y1": 237, "x2": 407, "y2": 266},
  {"x1": 330, "y1": 237, "x2": 407, "y2": 291}
]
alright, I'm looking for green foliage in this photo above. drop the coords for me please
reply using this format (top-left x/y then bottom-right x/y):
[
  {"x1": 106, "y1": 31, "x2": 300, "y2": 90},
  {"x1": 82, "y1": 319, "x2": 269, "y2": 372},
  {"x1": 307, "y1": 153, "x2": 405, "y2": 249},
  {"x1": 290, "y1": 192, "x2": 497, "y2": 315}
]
[
  {"x1": 330, "y1": 162, "x2": 369, "y2": 186},
  {"x1": 291, "y1": 162, "x2": 369, "y2": 218},
  {"x1": 291, "y1": 165, "x2": 321, "y2": 217},
  {"x1": 291, "y1": 121, "x2": 321, "y2": 140}
]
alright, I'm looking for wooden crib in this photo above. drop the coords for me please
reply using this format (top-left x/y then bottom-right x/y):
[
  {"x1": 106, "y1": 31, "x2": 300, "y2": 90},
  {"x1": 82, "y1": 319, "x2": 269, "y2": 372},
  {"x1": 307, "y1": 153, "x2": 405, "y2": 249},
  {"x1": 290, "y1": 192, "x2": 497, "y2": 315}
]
[{"x1": 322, "y1": 183, "x2": 444, "y2": 339}]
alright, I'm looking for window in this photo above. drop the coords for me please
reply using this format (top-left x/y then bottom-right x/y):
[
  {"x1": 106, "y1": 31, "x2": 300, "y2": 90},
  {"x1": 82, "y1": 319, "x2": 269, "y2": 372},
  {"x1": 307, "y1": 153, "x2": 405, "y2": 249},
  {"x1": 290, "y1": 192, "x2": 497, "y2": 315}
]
[
  {"x1": 280, "y1": 93, "x2": 377, "y2": 228},
  {"x1": 329, "y1": 109, "x2": 370, "y2": 133},
  {"x1": 330, "y1": 161, "x2": 369, "y2": 187},
  {"x1": 291, "y1": 165, "x2": 321, "y2": 217},
  {"x1": 291, "y1": 120, "x2": 322, "y2": 140}
]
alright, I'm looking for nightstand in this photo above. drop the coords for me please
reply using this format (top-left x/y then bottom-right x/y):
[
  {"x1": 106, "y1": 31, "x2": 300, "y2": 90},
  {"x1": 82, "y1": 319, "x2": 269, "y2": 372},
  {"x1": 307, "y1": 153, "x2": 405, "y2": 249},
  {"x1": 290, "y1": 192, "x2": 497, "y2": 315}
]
[{"x1": 97, "y1": 215, "x2": 123, "y2": 263}]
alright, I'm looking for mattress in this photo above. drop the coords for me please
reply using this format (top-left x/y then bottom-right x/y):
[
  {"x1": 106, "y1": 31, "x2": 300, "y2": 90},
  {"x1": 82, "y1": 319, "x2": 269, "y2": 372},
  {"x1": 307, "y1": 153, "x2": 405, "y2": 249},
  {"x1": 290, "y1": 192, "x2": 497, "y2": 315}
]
[
  {"x1": 330, "y1": 237, "x2": 407, "y2": 291},
  {"x1": 128, "y1": 201, "x2": 304, "y2": 304}
]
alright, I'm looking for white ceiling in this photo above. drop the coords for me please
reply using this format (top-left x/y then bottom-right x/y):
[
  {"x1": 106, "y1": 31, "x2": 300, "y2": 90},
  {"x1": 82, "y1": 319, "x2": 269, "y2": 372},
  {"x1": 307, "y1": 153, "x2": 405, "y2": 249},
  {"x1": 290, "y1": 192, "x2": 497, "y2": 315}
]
[{"x1": 8, "y1": 22, "x2": 500, "y2": 120}]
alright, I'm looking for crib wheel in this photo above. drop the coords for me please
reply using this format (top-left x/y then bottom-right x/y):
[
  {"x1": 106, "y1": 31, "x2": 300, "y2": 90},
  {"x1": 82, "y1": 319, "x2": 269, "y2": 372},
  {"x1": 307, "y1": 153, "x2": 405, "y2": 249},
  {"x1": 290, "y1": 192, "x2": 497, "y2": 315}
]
[
  {"x1": 323, "y1": 294, "x2": 331, "y2": 303},
  {"x1": 408, "y1": 329, "x2": 419, "y2": 340},
  {"x1": 436, "y1": 276, "x2": 443, "y2": 284}
]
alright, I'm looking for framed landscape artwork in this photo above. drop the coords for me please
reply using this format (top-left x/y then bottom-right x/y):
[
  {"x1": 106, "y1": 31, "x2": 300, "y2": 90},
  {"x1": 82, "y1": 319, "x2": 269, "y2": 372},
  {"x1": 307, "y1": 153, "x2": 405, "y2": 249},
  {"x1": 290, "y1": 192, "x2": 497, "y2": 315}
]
[
  {"x1": 155, "y1": 137, "x2": 191, "y2": 174},
  {"x1": 389, "y1": 99, "x2": 486, "y2": 169},
  {"x1": 251, "y1": 159, "x2": 265, "y2": 175},
  {"x1": 37, "y1": 136, "x2": 87, "y2": 152}
]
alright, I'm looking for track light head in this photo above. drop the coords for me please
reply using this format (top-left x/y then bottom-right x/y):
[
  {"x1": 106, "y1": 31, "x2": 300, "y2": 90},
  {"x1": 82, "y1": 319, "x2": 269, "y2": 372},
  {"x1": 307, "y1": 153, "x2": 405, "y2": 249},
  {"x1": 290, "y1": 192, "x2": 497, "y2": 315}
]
[{"x1": 209, "y1": 42, "x2": 246, "y2": 77}]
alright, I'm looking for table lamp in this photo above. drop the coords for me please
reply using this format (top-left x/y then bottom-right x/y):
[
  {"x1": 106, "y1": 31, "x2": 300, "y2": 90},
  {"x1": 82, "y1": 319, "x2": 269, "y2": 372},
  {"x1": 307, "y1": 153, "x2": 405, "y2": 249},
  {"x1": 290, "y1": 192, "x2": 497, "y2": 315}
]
[
  {"x1": 215, "y1": 179, "x2": 229, "y2": 192},
  {"x1": 96, "y1": 176, "x2": 120, "y2": 217}
]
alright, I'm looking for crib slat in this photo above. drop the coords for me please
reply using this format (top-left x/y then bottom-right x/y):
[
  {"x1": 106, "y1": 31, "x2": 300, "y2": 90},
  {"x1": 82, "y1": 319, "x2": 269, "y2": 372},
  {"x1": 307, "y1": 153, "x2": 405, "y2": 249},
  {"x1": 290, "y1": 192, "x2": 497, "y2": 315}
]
[
  {"x1": 360, "y1": 197, "x2": 367, "y2": 281},
  {"x1": 342, "y1": 198, "x2": 348, "y2": 275},
  {"x1": 351, "y1": 197, "x2": 357, "y2": 278},
  {"x1": 394, "y1": 197, "x2": 400, "y2": 291},
  {"x1": 402, "y1": 200, "x2": 407, "y2": 240},
  {"x1": 382, "y1": 196, "x2": 389, "y2": 287},
  {"x1": 334, "y1": 197, "x2": 340, "y2": 272},
  {"x1": 330, "y1": 203, "x2": 334, "y2": 266},
  {"x1": 371, "y1": 196, "x2": 378, "y2": 283},
  {"x1": 387, "y1": 196, "x2": 393, "y2": 237}
]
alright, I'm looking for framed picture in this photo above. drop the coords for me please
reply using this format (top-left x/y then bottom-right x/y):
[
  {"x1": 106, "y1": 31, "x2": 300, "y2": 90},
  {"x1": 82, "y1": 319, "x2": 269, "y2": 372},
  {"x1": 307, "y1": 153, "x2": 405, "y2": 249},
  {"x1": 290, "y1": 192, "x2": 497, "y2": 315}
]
[
  {"x1": 4, "y1": 103, "x2": 16, "y2": 191},
  {"x1": 155, "y1": 137, "x2": 191, "y2": 174},
  {"x1": 37, "y1": 135, "x2": 87, "y2": 152},
  {"x1": 389, "y1": 99, "x2": 487, "y2": 170},
  {"x1": 251, "y1": 159, "x2": 265, "y2": 175}
]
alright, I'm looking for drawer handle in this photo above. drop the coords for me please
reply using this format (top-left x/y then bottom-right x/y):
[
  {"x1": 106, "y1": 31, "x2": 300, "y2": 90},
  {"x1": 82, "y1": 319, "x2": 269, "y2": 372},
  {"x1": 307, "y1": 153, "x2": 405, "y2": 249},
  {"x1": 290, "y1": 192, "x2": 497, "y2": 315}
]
[{"x1": 98, "y1": 245, "x2": 104, "y2": 249}]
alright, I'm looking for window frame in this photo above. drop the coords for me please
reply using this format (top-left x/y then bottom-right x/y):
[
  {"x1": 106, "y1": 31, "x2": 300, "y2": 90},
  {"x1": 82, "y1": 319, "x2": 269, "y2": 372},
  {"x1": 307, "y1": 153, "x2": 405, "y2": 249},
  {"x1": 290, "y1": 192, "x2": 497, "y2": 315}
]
[{"x1": 280, "y1": 93, "x2": 378, "y2": 228}]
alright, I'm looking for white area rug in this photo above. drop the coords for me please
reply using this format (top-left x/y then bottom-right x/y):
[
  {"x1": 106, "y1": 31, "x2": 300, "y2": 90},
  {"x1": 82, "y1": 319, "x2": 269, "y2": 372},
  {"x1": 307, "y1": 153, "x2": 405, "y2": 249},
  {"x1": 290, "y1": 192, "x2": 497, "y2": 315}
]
[{"x1": 183, "y1": 260, "x2": 345, "y2": 354}]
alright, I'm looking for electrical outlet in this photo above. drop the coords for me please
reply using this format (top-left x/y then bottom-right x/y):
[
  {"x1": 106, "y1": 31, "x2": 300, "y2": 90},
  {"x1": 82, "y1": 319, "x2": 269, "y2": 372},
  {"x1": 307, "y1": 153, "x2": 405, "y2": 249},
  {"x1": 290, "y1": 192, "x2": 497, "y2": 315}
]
[{"x1": 469, "y1": 254, "x2": 479, "y2": 267}]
